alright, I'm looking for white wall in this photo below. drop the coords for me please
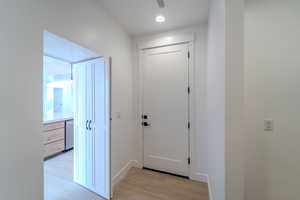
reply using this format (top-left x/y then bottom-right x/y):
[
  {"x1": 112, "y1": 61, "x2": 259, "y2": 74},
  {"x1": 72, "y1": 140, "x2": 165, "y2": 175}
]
[
  {"x1": 0, "y1": 1, "x2": 43, "y2": 199},
  {"x1": 206, "y1": 0, "x2": 226, "y2": 199},
  {"x1": 43, "y1": 0, "x2": 137, "y2": 182},
  {"x1": 44, "y1": 56, "x2": 71, "y2": 76},
  {"x1": 132, "y1": 25, "x2": 209, "y2": 182},
  {"x1": 245, "y1": 1, "x2": 300, "y2": 200},
  {"x1": 224, "y1": 0, "x2": 244, "y2": 200},
  {"x1": 207, "y1": 0, "x2": 244, "y2": 199},
  {"x1": 0, "y1": 0, "x2": 136, "y2": 199}
]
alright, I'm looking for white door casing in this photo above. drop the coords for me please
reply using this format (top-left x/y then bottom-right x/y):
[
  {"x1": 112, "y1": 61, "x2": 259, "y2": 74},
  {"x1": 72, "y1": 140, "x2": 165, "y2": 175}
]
[{"x1": 141, "y1": 43, "x2": 190, "y2": 177}]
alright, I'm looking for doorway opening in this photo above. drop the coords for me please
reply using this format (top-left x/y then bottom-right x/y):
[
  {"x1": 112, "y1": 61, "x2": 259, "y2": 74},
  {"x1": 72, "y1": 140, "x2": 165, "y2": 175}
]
[
  {"x1": 43, "y1": 31, "x2": 111, "y2": 200},
  {"x1": 112, "y1": 38, "x2": 209, "y2": 200}
]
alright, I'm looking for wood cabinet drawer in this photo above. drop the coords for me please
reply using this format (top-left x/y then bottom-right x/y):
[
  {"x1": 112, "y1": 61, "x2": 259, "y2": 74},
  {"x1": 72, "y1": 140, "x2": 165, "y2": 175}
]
[
  {"x1": 43, "y1": 121, "x2": 65, "y2": 132},
  {"x1": 44, "y1": 128, "x2": 65, "y2": 144},
  {"x1": 44, "y1": 140, "x2": 65, "y2": 158}
]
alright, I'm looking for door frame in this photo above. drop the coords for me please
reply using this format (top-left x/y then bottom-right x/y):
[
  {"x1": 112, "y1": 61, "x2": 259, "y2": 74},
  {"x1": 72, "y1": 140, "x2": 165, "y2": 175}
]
[{"x1": 137, "y1": 33, "x2": 196, "y2": 178}]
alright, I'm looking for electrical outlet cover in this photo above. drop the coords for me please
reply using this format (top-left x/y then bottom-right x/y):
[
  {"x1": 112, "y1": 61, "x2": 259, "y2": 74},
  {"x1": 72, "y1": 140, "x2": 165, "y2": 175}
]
[{"x1": 264, "y1": 119, "x2": 273, "y2": 131}]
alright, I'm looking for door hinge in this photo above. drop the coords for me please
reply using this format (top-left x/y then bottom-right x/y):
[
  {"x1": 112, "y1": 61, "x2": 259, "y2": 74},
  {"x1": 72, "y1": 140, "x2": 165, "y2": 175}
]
[
  {"x1": 187, "y1": 87, "x2": 190, "y2": 94},
  {"x1": 188, "y1": 157, "x2": 191, "y2": 165},
  {"x1": 188, "y1": 51, "x2": 190, "y2": 59},
  {"x1": 188, "y1": 122, "x2": 190, "y2": 129}
]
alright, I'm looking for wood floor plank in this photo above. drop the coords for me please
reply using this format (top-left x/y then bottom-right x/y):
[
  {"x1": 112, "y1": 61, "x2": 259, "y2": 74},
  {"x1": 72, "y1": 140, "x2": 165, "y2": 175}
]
[
  {"x1": 44, "y1": 151, "x2": 209, "y2": 200},
  {"x1": 113, "y1": 168, "x2": 209, "y2": 200}
]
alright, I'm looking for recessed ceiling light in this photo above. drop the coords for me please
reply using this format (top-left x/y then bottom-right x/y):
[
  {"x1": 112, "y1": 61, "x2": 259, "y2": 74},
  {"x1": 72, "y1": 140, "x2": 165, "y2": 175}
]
[{"x1": 156, "y1": 15, "x2": 166, "y2": 23}]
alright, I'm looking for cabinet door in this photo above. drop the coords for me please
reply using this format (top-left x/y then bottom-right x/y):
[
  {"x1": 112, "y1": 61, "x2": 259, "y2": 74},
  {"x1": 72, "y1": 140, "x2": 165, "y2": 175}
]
[
  {"x1": 73, "y1": 61, "x2": 89, "y2": 187},
  {"x1": 73, "y1": 58, "x2": 111, "y2": 199},
  {"x1": 85, "y1": 63, "x2": 94, "y2": 189}
]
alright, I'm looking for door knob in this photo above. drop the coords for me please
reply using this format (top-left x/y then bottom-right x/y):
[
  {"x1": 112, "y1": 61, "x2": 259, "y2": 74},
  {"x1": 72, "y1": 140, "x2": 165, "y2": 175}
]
[
  {"x1": 142, "y1": 115, "x2": 148, "y2": 119},
  {"x1": 142, "y1": 122, "x2": 150, "y2": 127}
]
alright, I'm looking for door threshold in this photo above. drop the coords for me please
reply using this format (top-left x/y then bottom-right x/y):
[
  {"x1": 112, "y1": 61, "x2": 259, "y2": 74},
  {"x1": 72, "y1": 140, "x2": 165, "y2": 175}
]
[{"x1": 143, "y1": 167, "x2": 189, "y2": 179}]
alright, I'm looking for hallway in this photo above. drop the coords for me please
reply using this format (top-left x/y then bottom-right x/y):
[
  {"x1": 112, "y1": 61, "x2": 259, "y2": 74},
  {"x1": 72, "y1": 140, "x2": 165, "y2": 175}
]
[{"x1": 44, "y1": 152, "x2": 209, "y2": 200}]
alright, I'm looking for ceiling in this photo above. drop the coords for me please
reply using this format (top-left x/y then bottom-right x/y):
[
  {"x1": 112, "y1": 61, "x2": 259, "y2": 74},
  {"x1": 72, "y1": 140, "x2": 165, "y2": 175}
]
[
  {"x1": 100, "y1": 0, "x2": 209, "y2": 36},
  {"x1": 44, "y1": 31, "x2": 99, "y2": 63}
]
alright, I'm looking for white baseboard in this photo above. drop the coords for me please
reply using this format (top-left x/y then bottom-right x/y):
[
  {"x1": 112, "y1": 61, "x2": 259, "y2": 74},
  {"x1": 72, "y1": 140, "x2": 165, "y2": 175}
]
[
  {"x1": 111, "y1": 160, "x2": 142, "y2": 195},
  {"x1": 191, "y1": 172, "x2": 209, "y2": 183},
  {"x1": 207, "y1": 175, "x2": 214, "y2": 200},
  {"x1": 190, "y1": 172, "x2": 214, "y2": 200}
]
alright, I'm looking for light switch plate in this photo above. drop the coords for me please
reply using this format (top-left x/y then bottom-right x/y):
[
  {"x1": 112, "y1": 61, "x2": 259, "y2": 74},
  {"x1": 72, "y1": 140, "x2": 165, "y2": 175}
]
[{"x1": 264, "y1": 119, "x2": 273, "y2": 131}]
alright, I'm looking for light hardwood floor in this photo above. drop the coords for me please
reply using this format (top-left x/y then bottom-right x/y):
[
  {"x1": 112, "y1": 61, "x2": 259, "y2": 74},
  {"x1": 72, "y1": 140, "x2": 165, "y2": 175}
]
[
  {"x1": 44, "y1": 150, "x2": 105, "y2": 200},
  {"x1": 44, "y1": 151, "x2": 209, "y2": 200},
  {"x1": 114, "y1": 168, "x2": 209, "y2": 200}
]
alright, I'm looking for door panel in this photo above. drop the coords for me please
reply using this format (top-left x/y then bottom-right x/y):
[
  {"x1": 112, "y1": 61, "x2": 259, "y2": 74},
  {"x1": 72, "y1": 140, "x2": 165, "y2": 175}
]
[
  {"x1": 73, "y1": 62, "x2": 88, "y2": 187},
  {"x1": 93, "y1": 58, "x2": 110, "y2": 197},
  {"x1": 85, "y1": 63, "x2": 93, "y2": 189},
  {"x1": 142, "y1": 43, "x2": 189, "y2": 176},
  {"x1": 73, "y1": 58, "x2": 110, "y2": 199}
]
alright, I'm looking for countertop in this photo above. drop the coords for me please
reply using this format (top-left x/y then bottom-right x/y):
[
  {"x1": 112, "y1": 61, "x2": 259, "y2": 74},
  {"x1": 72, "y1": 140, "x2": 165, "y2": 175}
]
[{"x1": 43, "y1": 112, "x2": 73, "y2": 124}]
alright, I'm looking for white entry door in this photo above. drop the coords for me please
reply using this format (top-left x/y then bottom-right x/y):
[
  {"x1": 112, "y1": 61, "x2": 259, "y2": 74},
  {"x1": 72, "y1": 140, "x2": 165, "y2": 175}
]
[
  {"x1": 142, "y1": 43, "x2": 190, "y2": 177},
  {"x1": 73, "y1": 57, "x2": 111, "y2": 199}
]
